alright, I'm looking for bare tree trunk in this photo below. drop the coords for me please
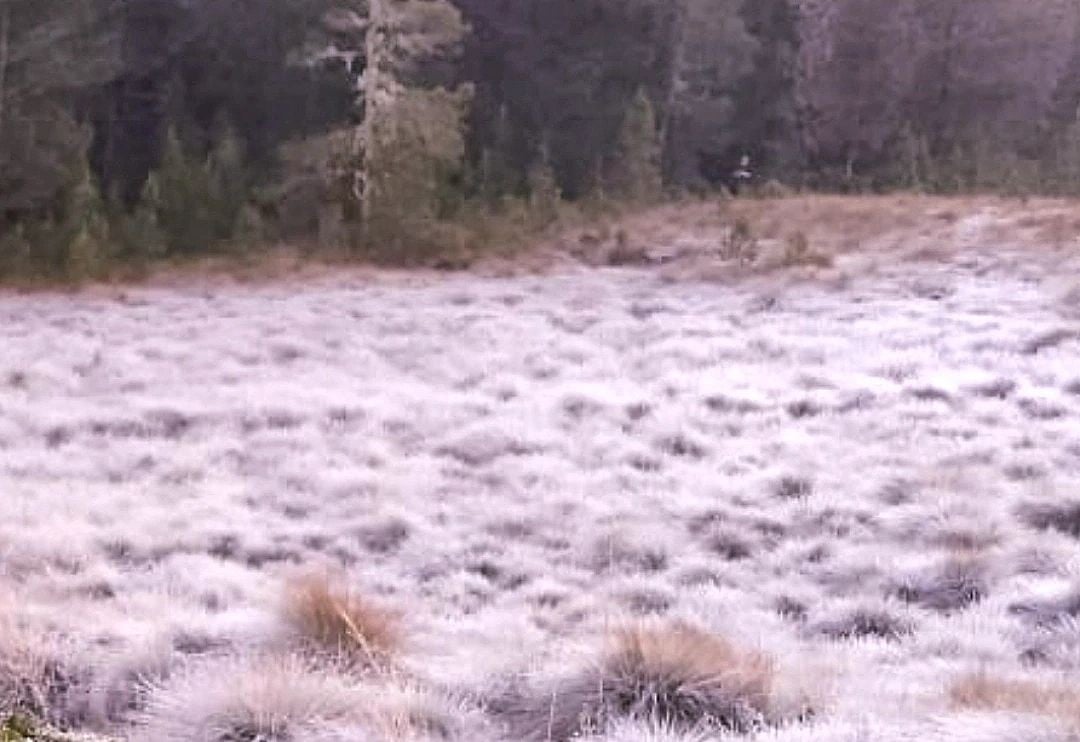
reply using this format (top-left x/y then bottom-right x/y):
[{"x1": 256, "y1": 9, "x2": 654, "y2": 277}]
[
  {"x1": 661, "y1": 1, "x2": 687, "y2": 142},
  {"x1": 0, "y1": 0, "x2": 12, "y2": 146},
  {"x1": 360, "y1": 0, "x2": 386, "y2": 226},
  {"x1": 660, "y1": 0, "x2": 688, "y2": 182},
  {"x1": 933, "y1": 2, "x2": 961, "y2": 156}
]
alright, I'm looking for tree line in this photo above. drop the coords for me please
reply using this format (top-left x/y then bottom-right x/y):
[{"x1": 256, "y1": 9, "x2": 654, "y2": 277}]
[{"x1": 3, "y1": 0, "x2": 1080, "y2": 275}]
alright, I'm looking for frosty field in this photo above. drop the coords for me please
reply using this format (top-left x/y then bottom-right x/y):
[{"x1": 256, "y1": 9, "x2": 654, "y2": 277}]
[{"x1": 2, "y1": 198, "x2": 1080, "y2": 741}]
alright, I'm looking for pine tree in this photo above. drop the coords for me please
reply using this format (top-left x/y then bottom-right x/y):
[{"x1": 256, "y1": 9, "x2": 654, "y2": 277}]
[
  {"x1": 606, "y1": 89, "x2": 663, "y2": 202},
  {"x1": 120, "y1": 179, "x2": 166, "y2": 260},
  {"x1": 153, "y1": 128, "x2": 217, "y2": 255},
  {"x1": 355, "y1": 0, "x2": 473, "y2": 261},
  {"x1": 0, "y1": 0, "x2": 119, "y2": 218},
  {"x1": 61, "y1": 149, "x2": 112, "y2": 279}
]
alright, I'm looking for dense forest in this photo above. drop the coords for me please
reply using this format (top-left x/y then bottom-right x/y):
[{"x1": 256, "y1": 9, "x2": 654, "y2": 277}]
[{"x1": 3, "y1": 0, "x2": 1080, "y2": 275}]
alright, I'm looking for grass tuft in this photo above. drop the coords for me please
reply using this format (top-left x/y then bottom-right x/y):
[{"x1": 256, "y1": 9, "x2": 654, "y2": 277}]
[
  {"x1": 497, "y1": 622, "x2": 780, "y2": 741},
  {"x1": 283, "y1": 574, "x2": 402, "y2": 668},
  {"x1": 1019, "y1": 501, "x2": 1080, "y2": 539},
  {"x1": 0, "y1": 614, "x2": 71, "y2": 727}
]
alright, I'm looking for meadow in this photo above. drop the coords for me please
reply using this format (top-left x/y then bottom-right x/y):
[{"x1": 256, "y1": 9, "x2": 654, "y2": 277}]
[{"x1": 2, "y1": 197, "x2": 1080, "y2": 740}]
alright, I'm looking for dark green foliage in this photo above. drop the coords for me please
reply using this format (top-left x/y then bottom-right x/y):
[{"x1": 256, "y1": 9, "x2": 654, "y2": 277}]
[
  {"x1": 662, "y1": 0, "x2": 758, "y2": 186},
  {"x1": 359, "y1": 85, "x2": 474, "y2": 264},
  {"x1": 151, "y1": 130, "x2": 218, "y2": 256},
  {"x1": 8, "y1": 0, "x2": 1080, "y2": 277},
  {"x1": 145, "y1": 128, "x2": 249, "y2": 256},
  {"x1": 0, "y1": 715, "x2": 36, "y2": 742},
  {"x1": 0, "y1": 144, "x2": 114, "y2": 280},
  {"x1": 455, "y1": 0, "x2": 677, "y2": 199},
  {"x1": 0, "y1": 0, "x2": 119, "y2": 221},
  {"x1": 0, "y1": 714, "x2": 87, "y2": 742},
  {"x1": 732, "y1": 0, "x2": 801, "y2": 175},
  {"x1": 91, "y1": 0, "x2": 355, "y2": 204}
]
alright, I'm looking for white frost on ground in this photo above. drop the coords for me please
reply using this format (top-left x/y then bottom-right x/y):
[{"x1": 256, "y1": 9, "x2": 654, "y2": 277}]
[{"x1": 2, "y1": 213, "x2": 1080, "y2": 740}]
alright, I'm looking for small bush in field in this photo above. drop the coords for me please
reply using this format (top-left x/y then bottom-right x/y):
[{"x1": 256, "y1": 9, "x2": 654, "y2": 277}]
[
  {"x1": 607, "y1": 230, "x2": 651, "y2": 266},
  {"x1": 782, "y1": 231, "x2": 832, "y2": 269},
  {"x1": 784, "y1": 231, "x2": 810, "y2": 265},
  {"x1": 721, "y1": 217, "x2": 758, "y2": 264}
]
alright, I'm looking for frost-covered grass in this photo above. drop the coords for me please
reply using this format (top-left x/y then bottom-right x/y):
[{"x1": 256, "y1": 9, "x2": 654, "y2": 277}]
[{"x1": 2, "y1": 198, "x2": 1080, "y2": 740}]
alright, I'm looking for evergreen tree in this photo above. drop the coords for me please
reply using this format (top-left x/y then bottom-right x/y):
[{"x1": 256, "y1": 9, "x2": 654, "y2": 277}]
[
  {"x1": 356, "y1": 0, "x2": 473, "y2": 260},
  {"x1": 0, "y1": 0, "x2": 119, "y2": 219},
  {"x1": 454, "y1": 0, "x2": 676, "y2": 198},
  {"x1": 152, "y1": 128, "x2": 218, "y2": 255},
  {"x1": 606, "y1": 89, "x2": 663, "y2": 202}
]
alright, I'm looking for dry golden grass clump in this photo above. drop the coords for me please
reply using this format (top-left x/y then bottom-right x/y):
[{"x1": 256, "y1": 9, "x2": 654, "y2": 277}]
[
  {"x1": 606, "y1": 231, "x2": 652, "y2": 267},
  {"x1": 497, "y1": 622, "x2": 783, "y2": 741},
  {"x1": 951, "y1": 673, "x2": 1080, "y2": 731},
  {"x1": 283, "y1": 574, "x2": 402, "y2": 669}
]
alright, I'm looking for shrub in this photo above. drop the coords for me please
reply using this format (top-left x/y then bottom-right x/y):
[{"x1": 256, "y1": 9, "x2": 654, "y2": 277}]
[
  {"x1": 606, "y1": 231, "x2": 651, "y2": 267},
  {"x1": 781, "y1": 232, "x2": 825, "y2": 269},
  {"x1": 720, "y1": 217, "x2": 757, "y2": 263}
]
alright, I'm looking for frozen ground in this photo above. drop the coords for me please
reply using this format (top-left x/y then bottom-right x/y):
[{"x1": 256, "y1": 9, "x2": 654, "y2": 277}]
[{"x1": 2, "y1": 199, "x2": 1080, "y2": 740}]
